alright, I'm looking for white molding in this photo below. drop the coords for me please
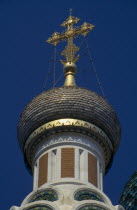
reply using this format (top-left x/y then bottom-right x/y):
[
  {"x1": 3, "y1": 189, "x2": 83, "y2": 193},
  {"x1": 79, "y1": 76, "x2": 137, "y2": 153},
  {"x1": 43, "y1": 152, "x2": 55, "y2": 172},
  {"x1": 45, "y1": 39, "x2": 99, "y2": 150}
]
[
  {"x1": 47, "y1": 151, "x2": 52, "y2": 182},
  {"x1": 97, "y1": 160, "x2": 100, "y2": 189},
  {"x1": 20, "y1": 200, "x2": 59, "y2": 210},
  {"x1": 33, "y1": 162, "x2": 38, "y2": 190},
  {"x1": 57, "y1": 147, "x2": 61, "y2": 179},
  {"x1": 75, "y1": 147, "x2": 80, "y2": 179}
]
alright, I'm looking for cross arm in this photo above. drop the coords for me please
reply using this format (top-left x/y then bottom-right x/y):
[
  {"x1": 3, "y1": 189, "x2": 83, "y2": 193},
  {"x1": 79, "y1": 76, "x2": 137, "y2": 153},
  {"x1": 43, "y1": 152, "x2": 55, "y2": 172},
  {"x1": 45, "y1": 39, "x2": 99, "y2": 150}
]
[
  {"x1": 74, "y1": 22, "x2": 95, "y2": 37},
  {"x1": 46, "y1": 32, "x2": 66, "y2": 46}
]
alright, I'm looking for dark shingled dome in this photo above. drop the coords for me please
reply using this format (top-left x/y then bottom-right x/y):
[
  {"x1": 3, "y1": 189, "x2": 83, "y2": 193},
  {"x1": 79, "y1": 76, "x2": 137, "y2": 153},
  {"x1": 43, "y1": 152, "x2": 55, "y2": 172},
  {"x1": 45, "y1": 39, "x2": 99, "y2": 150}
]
[
  {"x1": 119, "y1": 171, "x2": 137, "y2": 209},
  {"x1": 17, "y1": 86, "x2": 121, "y2": 152}
]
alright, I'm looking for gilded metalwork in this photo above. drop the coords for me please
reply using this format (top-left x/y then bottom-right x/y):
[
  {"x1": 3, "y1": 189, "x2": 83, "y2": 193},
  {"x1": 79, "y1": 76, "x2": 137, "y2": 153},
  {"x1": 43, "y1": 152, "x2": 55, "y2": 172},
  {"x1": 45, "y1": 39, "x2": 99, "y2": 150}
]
[
  {"x1": 63, "y1": 62, "x2": 77, "y2": 86},
  {"x1": 63, "y1": 73, "x2": 76, "y2": 86},
  {"x1": 25, "y1": 118, "x2": 112, "y2": 151},
  {"x1": 46, "y1": 14, "x2": 95, "y2": 64}
]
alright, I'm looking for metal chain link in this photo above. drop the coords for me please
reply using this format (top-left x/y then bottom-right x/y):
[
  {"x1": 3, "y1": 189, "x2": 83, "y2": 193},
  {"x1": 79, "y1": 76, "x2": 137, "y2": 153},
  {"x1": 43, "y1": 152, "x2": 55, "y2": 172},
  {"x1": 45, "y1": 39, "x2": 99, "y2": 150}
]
[{"x1": 84, "y1": 37, "x2": 106, "y2": 98}]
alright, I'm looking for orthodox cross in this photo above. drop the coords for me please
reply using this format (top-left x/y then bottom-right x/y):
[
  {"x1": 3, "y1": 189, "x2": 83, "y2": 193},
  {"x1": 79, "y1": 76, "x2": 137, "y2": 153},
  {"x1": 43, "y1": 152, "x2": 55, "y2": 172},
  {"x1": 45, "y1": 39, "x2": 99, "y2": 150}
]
[{"x1": 46, "y1": 13, "x2": 95, "y2": 64}]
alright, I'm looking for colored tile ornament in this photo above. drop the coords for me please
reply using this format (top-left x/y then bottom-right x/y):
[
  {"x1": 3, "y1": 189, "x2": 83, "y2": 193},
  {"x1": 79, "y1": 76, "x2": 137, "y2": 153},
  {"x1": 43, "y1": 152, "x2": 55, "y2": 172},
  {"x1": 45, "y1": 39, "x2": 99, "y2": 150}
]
[
  {"x1": 74, "y1": 190, "x2": 104, "y2": 202},
  {"x1": 119, "y1": 170, "x2": 137, "y2": 210},
  {"x1": 78, "y1": 205, "x2": 106, "y2": 210},
  {"x1": 26, "y1": 205, "x2": 53, "y2": 210},
  {"x1": 29, "y1": 190, "x2": 58, "y2": 203}
]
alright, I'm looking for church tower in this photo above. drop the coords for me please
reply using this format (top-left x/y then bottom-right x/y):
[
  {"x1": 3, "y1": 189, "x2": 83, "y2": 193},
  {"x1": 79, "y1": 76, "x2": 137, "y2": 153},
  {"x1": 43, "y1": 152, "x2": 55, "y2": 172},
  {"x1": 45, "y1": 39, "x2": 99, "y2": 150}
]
[{"x1": 10, "y1": 14, "x2": 124, "y2": 210}]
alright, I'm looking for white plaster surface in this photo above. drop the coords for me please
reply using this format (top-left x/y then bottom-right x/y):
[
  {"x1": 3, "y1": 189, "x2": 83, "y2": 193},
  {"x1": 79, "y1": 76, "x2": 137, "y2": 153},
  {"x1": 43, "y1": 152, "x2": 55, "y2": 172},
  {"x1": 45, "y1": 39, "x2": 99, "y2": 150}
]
[
  {"x1": 32, "y1": 133, "x2": 105, "y2": 191},
  {"x1": 18, "y1": 182, "x2": 124, "y2": 210},
  {"x1": 33, "y1": 132, "x2": 105, "y2": 167}
]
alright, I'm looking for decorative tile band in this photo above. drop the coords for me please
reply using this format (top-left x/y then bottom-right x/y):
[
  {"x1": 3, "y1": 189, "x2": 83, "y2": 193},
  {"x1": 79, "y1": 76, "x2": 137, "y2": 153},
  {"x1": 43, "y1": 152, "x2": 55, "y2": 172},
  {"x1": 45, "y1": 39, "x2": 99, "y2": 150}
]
[
  {"x1": 74, "y1": 189, "x2": 104, "y2": 202},
  {"x1": 29, "y1": 189, "x2": 58, "y2": 203},
  {"x1": 25, "y1": 118, "x2": 112, "y2": 151}
]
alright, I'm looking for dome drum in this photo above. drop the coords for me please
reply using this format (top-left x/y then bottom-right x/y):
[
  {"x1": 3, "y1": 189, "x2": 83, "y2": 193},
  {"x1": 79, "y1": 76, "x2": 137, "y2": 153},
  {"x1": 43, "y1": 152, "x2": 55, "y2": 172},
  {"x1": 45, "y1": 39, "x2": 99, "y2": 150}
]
[{"x1": 24, "y1": 119, "x2": 113, "y2": 173}]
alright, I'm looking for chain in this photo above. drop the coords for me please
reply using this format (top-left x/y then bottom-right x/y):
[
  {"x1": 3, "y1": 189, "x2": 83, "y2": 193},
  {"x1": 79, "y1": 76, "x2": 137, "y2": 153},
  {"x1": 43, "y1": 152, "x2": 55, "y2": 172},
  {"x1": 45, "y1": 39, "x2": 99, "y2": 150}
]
[
  {"x1": 53, "y1": 73, "x2": 64, "y2": 87},
  {"x1": 84, "y1": 37, "x2": 106, "y2": 98},
  {"x1": 43, "y1": 57, "x2": 53, "y2": 91}
]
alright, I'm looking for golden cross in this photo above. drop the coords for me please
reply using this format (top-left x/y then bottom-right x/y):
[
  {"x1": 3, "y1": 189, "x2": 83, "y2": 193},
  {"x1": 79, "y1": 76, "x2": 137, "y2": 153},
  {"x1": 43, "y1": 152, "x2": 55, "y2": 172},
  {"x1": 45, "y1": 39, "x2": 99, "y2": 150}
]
[{"x1": 46, "y1": 14, "x2": 95, "y2": 64}]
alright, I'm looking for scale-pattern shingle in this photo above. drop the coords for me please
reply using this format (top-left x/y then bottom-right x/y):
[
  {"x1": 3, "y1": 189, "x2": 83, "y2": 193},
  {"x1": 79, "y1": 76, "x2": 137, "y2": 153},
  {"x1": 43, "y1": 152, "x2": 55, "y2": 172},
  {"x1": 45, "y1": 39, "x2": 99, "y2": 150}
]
[
  {"x1": 17, "y1": 86, "x2": 121, "y2": 153},
  {"x1": 119, "y1": 171, "x2": 137, "y2": 209}
]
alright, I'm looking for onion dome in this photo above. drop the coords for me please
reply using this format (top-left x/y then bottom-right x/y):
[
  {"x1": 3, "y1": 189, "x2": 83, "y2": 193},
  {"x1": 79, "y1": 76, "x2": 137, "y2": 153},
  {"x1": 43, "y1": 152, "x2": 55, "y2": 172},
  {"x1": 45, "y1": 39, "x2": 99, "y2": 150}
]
[
  {"x1": 17, "y1": 86, "x2": 121, "y2": 173},
  {"x1": 119, "y1": 171, "x2": 137, "y2": 209},
  {"x1": 17, "y1": 14, "x2": 121, "y2": 173}
]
